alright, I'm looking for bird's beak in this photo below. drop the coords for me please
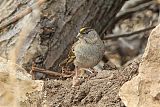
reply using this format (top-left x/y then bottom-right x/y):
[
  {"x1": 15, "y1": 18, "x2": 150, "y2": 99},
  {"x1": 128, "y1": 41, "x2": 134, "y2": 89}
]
[{"x1": 76, "y1": 33, "x2": 82, "y2": 38}]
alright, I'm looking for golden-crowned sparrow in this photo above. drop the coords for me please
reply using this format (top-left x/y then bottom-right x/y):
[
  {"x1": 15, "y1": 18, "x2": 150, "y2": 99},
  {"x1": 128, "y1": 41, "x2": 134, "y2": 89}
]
[{"x1": 60, "y1": 27, "x2": 105, "y2": 87}]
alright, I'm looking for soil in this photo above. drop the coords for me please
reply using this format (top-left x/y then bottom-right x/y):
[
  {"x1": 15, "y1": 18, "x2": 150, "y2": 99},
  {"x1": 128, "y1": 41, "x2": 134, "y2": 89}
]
[{"x1": 36, "y1": 57, "x2": 141, "y2": 107}]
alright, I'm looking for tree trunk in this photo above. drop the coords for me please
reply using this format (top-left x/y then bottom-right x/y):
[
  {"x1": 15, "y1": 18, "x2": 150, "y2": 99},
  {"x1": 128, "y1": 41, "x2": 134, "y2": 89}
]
[{"x1": 0, "y1": 0, "x2": 125, "y2": 71}]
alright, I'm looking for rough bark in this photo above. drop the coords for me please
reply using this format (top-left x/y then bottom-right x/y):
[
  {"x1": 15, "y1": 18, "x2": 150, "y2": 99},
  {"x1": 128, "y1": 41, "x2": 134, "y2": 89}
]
[
  {"x1": 0, "y1": 0, "x2": 125, "y2": 71},
  {"x1": 42, "y1": 0, "x2": 125, "y2": 70}
]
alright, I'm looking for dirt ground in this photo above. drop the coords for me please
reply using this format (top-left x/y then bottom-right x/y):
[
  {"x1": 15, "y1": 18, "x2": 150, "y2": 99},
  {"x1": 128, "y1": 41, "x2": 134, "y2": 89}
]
[{"x1": 32, "y1": 57, "x2": 141, "y2": 107}]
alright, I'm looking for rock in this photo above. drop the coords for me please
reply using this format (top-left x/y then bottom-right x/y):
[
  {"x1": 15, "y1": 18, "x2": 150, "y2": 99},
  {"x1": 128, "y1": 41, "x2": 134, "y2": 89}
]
[
  {"x1": 0, "y1": 57, "x2": 32, "y2": 80},
  {"x1": 0, "y1": 57, "x2": 44, "y2": 107},
  {"x1": 119, "y1": 24, "x2": 160, "y2": 107}
]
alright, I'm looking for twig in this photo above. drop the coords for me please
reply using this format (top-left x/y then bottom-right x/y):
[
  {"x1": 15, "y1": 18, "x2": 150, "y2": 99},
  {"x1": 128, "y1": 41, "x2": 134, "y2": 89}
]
[
  {"x1": 100, "y1": 1, "x2": 154, "y2": 38},
  {"x1": 121, "y1": 0, "x2": 152, "y2": 11},
  {"x1": 0, "y1": 0, "x2": 46, "y2": 30},
  {"x1": 116, "y1": 1, "x2": 154, "y2": 21},
  {"x1": 30, "y1": 62, "x2": 36, "y2": 79},
  {"x1": 103, "y1": 25, "x2": 155, "y2": 40},
  {"x1": 32, "y1": 67, "x2": 72, "y2": 78},
  {"x1": 0, "y1": 1, "x2": 20, "y2": 23}
]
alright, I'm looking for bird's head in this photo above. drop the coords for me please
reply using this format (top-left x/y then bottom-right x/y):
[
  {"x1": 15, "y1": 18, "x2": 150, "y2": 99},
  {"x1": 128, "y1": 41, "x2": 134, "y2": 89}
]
[{"x1": 76, "y1": 27, "x2": 99, "y2": 43}]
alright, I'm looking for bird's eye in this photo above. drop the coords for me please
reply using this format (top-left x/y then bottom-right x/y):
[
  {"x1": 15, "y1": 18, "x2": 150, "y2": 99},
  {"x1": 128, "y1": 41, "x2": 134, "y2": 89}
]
[
  {"x1": 85, "y1": 31, "x2": 89, "y2": 34},
  {"x1": 82, "y1": 31, "x2": 88, "y2": 34},
  {"x1": 80, "y1": 30, "x2": 90, "y2": 35}
]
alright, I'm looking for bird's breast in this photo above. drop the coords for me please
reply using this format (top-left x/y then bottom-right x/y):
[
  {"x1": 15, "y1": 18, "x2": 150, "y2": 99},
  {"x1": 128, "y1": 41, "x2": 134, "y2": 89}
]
[{"x1": 73, "y1": 42, "x2": 104, "y2": 68}]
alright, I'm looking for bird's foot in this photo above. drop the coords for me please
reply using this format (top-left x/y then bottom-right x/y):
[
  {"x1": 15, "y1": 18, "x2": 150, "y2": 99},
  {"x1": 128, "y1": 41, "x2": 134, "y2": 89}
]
[
  {"x1": 83, "y1": 68, "x2": 98, "y2": 79},
  {"x1": 72, "y1": 76, "x2": 85, "y2": 87}
]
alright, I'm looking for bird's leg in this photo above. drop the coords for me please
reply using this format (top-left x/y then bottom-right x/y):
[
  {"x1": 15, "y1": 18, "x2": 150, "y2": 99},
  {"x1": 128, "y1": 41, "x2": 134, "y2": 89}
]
[
  {"x1": 75, "y1": 66, "x2": 78, "y2": 77},
  {"x1": 72, "y1": 66, "x2": 81, "y2": 87}
]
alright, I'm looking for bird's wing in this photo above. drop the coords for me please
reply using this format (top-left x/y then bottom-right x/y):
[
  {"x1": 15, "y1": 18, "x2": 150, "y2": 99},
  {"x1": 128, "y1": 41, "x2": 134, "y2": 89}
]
[{"x1": 59, "y1": 46, "x2": 76, "y2": 67}]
